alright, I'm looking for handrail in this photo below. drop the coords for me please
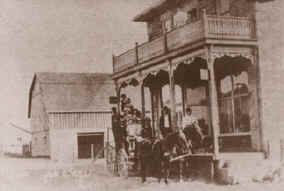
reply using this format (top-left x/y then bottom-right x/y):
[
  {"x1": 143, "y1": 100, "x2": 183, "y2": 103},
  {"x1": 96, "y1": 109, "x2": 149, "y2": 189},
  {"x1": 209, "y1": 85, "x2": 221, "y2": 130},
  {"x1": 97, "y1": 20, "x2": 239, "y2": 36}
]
[
  {"x1": 113, "y1": 14, "x2": 256, "y2": 74},
  {"x1": 207, "y1": 14, "x2": 251, "y2": 20}
]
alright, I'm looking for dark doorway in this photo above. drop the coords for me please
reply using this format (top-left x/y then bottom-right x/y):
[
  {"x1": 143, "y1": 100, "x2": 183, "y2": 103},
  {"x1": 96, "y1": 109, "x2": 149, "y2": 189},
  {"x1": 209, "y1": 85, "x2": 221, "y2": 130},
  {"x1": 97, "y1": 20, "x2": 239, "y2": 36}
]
[{"x1": 77, "y1": 133, "x2": 104, "y2": 159}]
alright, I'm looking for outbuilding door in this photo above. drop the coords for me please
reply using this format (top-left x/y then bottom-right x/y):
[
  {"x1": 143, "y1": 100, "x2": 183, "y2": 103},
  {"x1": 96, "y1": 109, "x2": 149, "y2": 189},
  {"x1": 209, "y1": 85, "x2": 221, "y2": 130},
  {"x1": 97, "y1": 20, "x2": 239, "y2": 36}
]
[{"x1": 77, "y1": 133, "x2": 104, "y2": 159}]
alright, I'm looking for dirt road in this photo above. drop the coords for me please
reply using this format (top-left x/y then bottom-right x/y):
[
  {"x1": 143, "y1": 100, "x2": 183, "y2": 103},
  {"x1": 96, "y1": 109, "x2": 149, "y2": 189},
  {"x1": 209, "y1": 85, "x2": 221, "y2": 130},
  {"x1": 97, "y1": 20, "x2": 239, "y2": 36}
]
[{"x1": 0, "y1": 157, "x2": 283, "y2": 191}]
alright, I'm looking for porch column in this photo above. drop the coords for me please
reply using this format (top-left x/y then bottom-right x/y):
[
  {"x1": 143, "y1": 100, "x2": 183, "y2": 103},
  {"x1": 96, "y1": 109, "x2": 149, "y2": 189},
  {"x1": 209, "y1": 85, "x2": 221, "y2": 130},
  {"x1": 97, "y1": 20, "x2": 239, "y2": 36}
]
[
  {"x1": 141, "y1": 82, "x2": 146, "y2": 129},
  {"x1": 115, "y1": 82, "x2": 121, "y2": 115},
  {"x1": 156, "y1": 87, "x2": 162, "y2": 136},
  {"x1": 168, "y1": 59, "x2": 178, "y2": 131},
  {"x1": 181, "y1": 83, "x2": 187, "y2": 115},
  {"x1": 150, "y1": 85, "x2": 162, "y2": 138},
  {"x1": 207, "y1": 45, "x2": 220, "y2": 156},
  {"x1": 114, "y1": 82, "x2": 122, "y2": 154}
]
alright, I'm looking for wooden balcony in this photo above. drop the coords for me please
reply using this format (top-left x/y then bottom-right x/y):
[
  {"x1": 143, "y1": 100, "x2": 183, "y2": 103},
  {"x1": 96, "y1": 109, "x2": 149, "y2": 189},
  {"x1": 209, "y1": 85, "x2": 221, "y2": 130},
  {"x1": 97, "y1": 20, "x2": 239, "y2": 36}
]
[{"x1": 113, "y1": 14, "x2": 256, "y2": 75}]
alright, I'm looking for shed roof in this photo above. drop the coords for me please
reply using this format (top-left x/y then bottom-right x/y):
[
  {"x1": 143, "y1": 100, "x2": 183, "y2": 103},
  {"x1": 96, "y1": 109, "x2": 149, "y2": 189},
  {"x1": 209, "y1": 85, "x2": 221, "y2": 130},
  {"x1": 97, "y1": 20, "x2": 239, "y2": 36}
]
[{"x1": 28, "y1": 72, "x2": 115, "y2": 118}]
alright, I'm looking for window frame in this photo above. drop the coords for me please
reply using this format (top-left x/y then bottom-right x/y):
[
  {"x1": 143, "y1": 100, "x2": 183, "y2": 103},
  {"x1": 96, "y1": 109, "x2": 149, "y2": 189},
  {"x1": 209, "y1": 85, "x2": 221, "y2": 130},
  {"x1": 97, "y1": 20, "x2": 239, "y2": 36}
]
[{"x1": 217, "y1": 71, "x2": 251, "y2": 135}]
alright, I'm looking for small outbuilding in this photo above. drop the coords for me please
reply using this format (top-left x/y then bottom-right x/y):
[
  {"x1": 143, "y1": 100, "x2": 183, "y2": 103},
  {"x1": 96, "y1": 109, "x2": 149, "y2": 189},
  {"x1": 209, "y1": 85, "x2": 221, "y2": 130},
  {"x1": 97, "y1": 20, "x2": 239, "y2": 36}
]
[{"x1": 28, "y1": 72, "x2": 116, "y2": 161}]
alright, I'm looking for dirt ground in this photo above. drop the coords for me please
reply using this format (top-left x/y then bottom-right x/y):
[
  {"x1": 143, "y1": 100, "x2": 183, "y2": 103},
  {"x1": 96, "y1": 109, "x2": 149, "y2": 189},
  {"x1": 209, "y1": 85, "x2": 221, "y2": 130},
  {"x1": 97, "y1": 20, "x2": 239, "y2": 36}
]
[{"x1": 0, "y1": 156, "x2": 284, "y2": 191}]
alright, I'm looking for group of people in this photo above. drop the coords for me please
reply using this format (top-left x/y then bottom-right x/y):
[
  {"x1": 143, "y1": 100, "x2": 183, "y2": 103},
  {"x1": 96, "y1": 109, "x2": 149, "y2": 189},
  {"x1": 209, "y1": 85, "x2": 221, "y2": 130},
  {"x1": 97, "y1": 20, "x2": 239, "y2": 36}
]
[
  {"x1": 112, "y1": 100, "x2": 202, "y2": 152},
  {"x1": 111, "y1": 94, "x2": 152, "y2": 154},
  {"x1": 160, "y1": 106, "x2": 202, "y2": 138},
  {"x1": 111, "y1": 94, "x2": 204, "y2": 181}
]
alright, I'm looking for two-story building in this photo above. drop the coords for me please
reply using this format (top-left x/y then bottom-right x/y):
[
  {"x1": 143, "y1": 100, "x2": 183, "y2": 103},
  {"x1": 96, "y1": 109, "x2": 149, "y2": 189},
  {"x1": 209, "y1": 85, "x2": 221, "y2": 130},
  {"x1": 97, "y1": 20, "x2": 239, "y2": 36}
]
[{"x1": 112, "y1": 0, "x2": 284, "y2": 178}]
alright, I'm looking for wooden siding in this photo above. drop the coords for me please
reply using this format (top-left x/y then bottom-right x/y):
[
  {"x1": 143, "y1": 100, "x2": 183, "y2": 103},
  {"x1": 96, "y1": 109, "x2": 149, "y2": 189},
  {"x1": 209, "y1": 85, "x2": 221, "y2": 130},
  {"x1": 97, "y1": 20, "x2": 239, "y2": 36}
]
[
  {"x1": 48, "y1": 112, "x2": 112, "y2": 130},
  {"x1": 28, "y1": 73, "x2": 115, "y2": 159},
  {"x1": 48, "y1": 112, "x2": 112, "y2": 161}
]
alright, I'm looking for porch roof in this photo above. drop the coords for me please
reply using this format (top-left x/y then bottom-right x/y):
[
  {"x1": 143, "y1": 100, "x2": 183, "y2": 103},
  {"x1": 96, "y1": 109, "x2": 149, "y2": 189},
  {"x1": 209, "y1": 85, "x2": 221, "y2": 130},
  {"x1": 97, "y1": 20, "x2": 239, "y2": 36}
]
[{"x1": 115, "y1": 48, "x2": 207, "y2": 87}]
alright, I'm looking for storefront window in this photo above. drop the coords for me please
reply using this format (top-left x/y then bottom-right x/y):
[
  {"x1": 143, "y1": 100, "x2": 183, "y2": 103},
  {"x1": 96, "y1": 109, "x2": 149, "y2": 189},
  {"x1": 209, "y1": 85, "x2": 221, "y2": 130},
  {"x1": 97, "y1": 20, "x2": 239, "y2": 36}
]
[
  {"x1": 218, "y1": 71, "x2": 250, "y2": 134},
  {"x1": 186, "y1": 86, "x2": 210, "y2": 135}
]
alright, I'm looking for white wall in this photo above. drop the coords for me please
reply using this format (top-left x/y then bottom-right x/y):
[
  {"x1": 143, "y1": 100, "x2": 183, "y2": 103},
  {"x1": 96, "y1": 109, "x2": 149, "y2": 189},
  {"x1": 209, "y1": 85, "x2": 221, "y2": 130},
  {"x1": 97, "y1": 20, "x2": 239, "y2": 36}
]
[
  {"x1": 30, "y1": 81, "x2": 50, "y2": 157},
  {"x1": 49, "y1": 127, "x2": 114, "y2": 162},
  {"x1": 256, "y1": 0, "x2": 284, "y2": 160}
]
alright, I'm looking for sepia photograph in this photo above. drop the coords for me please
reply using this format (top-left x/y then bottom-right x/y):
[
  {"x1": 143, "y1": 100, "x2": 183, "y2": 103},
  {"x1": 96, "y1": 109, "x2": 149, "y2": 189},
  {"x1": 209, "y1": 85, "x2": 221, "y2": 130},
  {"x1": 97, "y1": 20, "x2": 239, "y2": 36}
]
[{"x1": 0, "y1": 0, "x2": 284, "y2": 190}]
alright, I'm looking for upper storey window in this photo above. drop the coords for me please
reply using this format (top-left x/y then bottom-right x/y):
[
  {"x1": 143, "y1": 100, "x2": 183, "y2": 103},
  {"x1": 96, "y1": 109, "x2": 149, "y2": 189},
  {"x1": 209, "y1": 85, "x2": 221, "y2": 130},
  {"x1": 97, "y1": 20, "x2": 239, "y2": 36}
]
[
  {"x1": 148, "y1": 18, "x2": 163, "y2": 41},
  {"x1": 220, "y1": 0, "x2": 230, "y2": 15},
  {"x1": 161, "y1": 11, "x2": 174, "y2": 33},
  {"x1": 163, "y1": 8, "x2": 199, "y2": 32},
  {"x1": 173, "y1": 11, "x2": 187, "y2": 27},
  {"x1": 187, "y1": 8, "x2": 198, "y2": 23},
  {"x1": 163, "y1": 18, "x2": 173, "y2": 32}
]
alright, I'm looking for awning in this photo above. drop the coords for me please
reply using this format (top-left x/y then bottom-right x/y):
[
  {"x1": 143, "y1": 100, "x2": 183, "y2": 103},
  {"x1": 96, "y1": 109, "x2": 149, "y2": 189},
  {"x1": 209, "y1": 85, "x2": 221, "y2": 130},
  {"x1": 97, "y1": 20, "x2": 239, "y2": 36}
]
[
  {"x1": 116, "y1": 49, "x2": 208, "y2": 89},
  {"x1": 214, "y1": 55, "x2": 252, "y2": 81},
  {"x1": 174, "y1": 57, "x2": 208, "y2": 89},
  {"x1": 116, "y1": 61, "x2": 169, "y2": 88}
]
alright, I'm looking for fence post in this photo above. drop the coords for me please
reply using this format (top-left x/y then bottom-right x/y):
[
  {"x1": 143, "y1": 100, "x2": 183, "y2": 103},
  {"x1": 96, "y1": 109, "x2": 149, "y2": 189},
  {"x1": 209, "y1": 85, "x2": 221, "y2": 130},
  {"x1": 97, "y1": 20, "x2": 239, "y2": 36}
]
[
  {"x1": 91, "y1": 144, "x2": 94, "y2": 160},
  {"x1": 265, "y1": 140, "x2": 270, "y2": 159},
  {"x1": 280, "y1": 139, "x2": 283, "y2": 162},
  {"x1": 164, "y1": 32, "x2": 168, "y2": 53},
  {"x1": 135, "y1": 42, "x2": 139, "y2": 65}
]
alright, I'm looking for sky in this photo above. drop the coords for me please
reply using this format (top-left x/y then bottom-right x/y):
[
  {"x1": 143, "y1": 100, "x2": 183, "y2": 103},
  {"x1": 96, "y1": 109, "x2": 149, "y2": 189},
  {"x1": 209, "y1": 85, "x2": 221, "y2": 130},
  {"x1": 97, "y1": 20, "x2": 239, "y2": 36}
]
[{"x1": 0, "y1": 0, "x2": 160, "y2": 142}]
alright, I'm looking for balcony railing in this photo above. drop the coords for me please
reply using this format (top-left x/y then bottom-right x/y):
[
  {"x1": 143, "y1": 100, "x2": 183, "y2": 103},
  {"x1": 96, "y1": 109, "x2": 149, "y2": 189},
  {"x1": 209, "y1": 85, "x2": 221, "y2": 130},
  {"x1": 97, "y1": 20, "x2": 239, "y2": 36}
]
[{"x1": 113, "y1": 13, "x2": 256, "y2": 74}]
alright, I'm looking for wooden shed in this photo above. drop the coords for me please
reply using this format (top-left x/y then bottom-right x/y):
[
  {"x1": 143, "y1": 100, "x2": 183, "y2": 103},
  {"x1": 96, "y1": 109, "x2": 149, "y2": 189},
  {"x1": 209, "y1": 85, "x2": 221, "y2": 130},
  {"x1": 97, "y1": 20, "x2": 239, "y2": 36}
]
[{"x1": 28, "y1": 72, "x2": 116, "y2": 161}]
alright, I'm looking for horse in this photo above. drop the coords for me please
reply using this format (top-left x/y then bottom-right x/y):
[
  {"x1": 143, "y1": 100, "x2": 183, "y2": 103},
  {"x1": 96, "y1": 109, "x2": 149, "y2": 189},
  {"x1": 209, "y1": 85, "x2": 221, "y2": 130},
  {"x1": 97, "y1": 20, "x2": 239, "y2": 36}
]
[
  {"x1": 138, "y1": 129, "x2": 190, "y2": 184},
  {"x1": 182, "y1": 123, "x2": 204, "y2": 152},
  {"x1": 140, "y1": 122, "x2": 205, "y2": 184}
]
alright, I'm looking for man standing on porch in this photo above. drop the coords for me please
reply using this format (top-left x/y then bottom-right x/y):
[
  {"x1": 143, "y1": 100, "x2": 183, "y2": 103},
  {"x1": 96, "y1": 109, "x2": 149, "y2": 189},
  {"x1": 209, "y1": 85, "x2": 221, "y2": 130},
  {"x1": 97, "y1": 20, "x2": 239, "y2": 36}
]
[
  {"x1": 111, "y1": 107, "x2": 121, "y2": 152},
  {"x1": 160, "y1": 106, "x2": 172, "y2": 138}
]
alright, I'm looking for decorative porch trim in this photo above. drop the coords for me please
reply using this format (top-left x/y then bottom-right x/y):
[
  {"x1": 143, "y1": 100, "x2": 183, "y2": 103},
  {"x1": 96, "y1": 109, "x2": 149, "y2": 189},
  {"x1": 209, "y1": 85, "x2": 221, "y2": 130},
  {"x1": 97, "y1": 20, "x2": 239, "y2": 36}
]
[
  {"x1": 140, "y1": 62, "x2": 169, "y2": 79},
  {"x1": 116, "y1": 61, "x2": 170, "y2": 88},
  {"x1": 211, "y1": 46, "x2": 254, "y2": 61},
  {"x1": 171, "y1": 49, "x2": 207, "y2": 67}
]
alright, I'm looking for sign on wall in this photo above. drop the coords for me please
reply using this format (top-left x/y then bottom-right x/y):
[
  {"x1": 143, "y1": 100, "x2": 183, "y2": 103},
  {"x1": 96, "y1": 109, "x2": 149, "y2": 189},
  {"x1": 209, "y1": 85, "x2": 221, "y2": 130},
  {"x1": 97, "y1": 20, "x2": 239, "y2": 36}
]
[
  {"x1": 109, "y1": 96, "x2": 119, "y2": 104},
  {"x1": 200, "y1": 69, "x2": 209, "y2": 80}
]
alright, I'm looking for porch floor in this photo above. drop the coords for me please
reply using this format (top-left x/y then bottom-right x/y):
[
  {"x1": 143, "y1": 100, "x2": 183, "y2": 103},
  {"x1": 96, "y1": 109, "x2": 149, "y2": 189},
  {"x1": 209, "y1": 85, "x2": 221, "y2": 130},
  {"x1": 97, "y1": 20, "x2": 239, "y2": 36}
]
[{"x1": 218, "y1": 152, "x2": 265, "y2": 165}]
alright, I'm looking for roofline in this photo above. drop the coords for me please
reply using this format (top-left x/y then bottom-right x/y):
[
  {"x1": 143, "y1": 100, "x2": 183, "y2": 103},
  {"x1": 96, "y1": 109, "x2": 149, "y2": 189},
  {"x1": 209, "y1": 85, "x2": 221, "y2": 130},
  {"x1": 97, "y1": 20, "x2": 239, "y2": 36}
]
[
  {"x1": 27, "y1": 72, "x2": 114, "y2": 119},
  {"x1": 28, "y1": 74, "x2": 37, "y2": 119},
  {"x1": 133, "y1": 0, "x2": 270, "y2": 22},
  {"x1": 133, "y1": 0, "x2": 171, "y2": 22}
]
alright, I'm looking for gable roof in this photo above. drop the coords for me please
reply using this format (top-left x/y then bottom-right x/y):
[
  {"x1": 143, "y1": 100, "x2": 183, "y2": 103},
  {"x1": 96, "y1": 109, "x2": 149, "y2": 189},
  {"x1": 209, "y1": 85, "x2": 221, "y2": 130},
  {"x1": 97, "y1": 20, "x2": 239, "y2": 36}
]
[{"x1": 28, "y1": 72, "x2": 115, "y2": 118}]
